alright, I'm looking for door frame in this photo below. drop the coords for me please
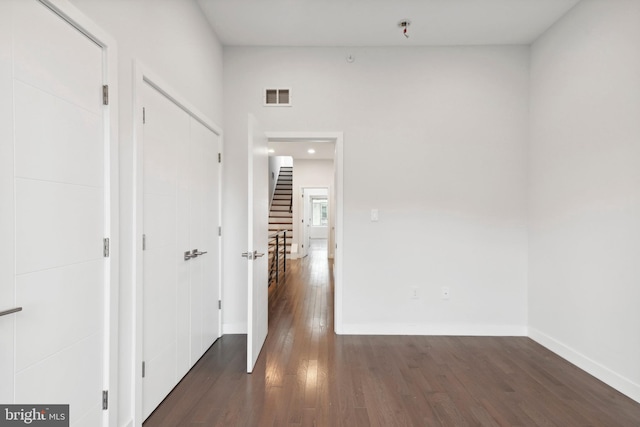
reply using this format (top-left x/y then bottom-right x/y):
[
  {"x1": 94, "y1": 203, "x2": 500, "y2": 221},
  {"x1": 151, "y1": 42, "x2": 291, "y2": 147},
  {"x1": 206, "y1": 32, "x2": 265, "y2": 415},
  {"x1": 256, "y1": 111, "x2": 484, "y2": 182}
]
[
  {"x1": 27, "y1": 2, "x2": 119, "y2": 425},
  {"x1": 132, "y1": 62, "x2": 223, "y2": 426},
  {"x1": 265, "y1": 132, "x2": 344, "y2": 334}
]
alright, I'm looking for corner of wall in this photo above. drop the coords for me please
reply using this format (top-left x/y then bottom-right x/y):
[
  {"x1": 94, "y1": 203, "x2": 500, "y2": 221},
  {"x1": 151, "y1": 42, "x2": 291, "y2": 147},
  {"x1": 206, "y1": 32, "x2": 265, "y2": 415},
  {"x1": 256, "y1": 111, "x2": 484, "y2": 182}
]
[{"x1": 529, "y1": 328, "x2": 640, "y2": 403}]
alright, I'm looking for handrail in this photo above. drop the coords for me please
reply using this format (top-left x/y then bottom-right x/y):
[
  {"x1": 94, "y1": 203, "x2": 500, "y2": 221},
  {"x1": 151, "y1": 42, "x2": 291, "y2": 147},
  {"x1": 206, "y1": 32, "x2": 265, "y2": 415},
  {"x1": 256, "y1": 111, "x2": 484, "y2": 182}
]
[
  {"x1": 268, "y1": 230, "x2": 287, "y2": 287},
  {"x1": 0, "y1": 307, "x2": 23, "y2": 317}
]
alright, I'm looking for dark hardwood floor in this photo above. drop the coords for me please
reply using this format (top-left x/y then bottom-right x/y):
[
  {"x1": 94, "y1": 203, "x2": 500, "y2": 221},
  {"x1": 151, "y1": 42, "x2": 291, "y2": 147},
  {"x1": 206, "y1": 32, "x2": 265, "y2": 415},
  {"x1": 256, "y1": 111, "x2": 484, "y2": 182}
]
[{"x1": 144, "y1": 239, "x2": 640, "y2": 426}]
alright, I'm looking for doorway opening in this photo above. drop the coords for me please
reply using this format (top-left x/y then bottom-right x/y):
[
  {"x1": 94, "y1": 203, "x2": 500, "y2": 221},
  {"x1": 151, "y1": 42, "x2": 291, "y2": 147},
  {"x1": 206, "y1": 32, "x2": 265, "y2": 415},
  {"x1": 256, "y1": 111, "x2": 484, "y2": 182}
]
[
  {"x1": 265, "y1": 132, "x2": 344, "y2": 334},
  {"x1": 301, "y1": 187, "x2": 330, "y2": 259}
]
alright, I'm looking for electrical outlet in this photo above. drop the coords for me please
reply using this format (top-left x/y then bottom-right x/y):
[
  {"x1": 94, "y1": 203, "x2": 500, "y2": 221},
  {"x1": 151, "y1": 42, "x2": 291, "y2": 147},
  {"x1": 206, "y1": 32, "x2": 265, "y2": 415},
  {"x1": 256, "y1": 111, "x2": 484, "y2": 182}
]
[
  {"x1": 441, "y1": 287, "x2": 450, "y2": 300},
  {"x1": 411, "y1": 286, "x2": 419, "y2": 300}
]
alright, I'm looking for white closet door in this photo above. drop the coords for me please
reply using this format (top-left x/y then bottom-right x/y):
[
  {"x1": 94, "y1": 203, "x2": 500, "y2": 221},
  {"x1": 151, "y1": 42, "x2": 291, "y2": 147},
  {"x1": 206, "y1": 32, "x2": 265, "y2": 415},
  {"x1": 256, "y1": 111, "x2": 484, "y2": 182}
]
[
  {"x1": 187, "y1": 119, "x2": 204, "y2": 365},
  {"x1": 196, "y1": 118, "x2": 221, "y2": 355},
  {"x1": 0, "y1": 0, "x2": 15, "y2": 404},
  {"x1": 142, "y1": 82, "x2": 220, "y2": 419},
  {"x1": 188, "y1": 118, "x2": 220, "y2": 363},
  {"x1": 2, "y1": 1, "x2": 108, "y2": 426},
  {"x1": 142, "y1": 82, "x2": 188, "y2": 418}
]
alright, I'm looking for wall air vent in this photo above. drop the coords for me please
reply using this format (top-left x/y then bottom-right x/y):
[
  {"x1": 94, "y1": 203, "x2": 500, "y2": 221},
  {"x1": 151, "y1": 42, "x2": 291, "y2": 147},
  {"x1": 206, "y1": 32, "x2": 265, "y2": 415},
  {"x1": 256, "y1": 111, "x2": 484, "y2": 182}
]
[{"x1": 264, "y1": 88, "x2": 291, "y2": 106}]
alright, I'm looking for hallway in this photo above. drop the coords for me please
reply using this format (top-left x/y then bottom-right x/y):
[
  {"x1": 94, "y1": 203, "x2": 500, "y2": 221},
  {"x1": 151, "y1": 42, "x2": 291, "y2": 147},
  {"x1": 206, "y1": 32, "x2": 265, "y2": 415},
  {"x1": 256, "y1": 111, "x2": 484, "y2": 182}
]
[{"x1": 144, "y1": 239, "x2": 640, "y2": 426}]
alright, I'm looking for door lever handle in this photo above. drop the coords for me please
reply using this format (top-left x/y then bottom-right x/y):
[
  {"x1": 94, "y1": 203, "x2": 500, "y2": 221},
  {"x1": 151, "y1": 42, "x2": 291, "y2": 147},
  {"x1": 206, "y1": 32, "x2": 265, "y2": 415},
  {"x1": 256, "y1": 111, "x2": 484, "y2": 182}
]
[
  {"x1": 0, "y1": 307, "x2": 22, "y2": 317},
  {"x1": 242, "y1": 251, "x2": 264, "y2": 260},
  {"x1": 184, "y1": 251, "x2": 195, "y2": 261},
  {"x1": 192, "y1": 249, "x2": 207, "y2": 256}
]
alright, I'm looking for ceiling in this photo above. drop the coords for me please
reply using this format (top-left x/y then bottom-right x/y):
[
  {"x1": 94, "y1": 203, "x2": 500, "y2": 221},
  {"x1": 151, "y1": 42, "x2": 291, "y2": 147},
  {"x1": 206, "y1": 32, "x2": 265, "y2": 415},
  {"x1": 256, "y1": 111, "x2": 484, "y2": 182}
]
[{"x1": 197, "y1": 0, "x2": 581, "y2": 47}]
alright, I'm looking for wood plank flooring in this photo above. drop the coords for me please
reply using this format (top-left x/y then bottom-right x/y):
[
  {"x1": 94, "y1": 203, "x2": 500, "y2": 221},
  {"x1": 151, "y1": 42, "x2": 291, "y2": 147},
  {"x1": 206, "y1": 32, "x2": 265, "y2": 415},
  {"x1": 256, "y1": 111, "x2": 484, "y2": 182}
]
[{"x1": 144, "y1": 239, "x2": 640, "y2": 426}]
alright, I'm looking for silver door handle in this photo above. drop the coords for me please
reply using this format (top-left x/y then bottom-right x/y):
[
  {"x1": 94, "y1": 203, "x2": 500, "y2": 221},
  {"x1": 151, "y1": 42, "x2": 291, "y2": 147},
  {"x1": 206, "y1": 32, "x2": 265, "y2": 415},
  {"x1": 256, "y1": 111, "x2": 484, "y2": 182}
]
[
  {"x1": 0, "y1": 307, "x2": 22, "y2": 317},
  {"x1": 253, "y1": 250, "x2": 265, "y2": 258},
  {"x1": 242, "y1": 251, "x2": 264, "y2": 260},
  {"x1": 192, "y1": 249, "x2": 207, "y2": 256},
  {"x1": 184, "y1": 251, "x2": 195, "y2": 261}
]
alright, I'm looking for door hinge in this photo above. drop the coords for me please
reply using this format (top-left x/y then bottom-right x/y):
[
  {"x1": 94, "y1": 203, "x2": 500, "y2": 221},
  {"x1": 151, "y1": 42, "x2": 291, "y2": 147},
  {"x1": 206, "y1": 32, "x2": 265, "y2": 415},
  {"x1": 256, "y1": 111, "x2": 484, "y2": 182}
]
[
  {"x1": 102, "y1": 390, "x2": 108, "y2": 410},
  {"x1": 218, "y1": 153, "x2": 221, "y2": 163},
  {"x1": 218, "y1": 300, "x2": 221, "y2": 310},
  {"x1": 142, "y1": 107, "x2": 146, "y2": 124},
  {"x1": 103, "y1": 238, "x2": 110, "y2": 257},
  {"x1": 142, "y1": 361, "x2": 146, "y2": 378},
  {"x1": 102, "y1": 85, "x2": 109, "y2": 105},
  {"x1": 218, "y1": 226, "x2": 222, "y2": 237},
  {"x1": 142, "y1": 234, "x2": 146, "y2": 250}
]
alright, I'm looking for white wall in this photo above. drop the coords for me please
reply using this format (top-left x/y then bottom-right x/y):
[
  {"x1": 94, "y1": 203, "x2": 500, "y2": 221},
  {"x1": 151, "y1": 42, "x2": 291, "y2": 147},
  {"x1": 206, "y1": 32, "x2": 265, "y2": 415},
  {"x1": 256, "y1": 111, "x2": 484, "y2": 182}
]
[
  {"x1": 292, "y1": 160, "x2": 334, "y2": 256},
  {"x1": 529, "y1": 0, "x2": 640, "y2": 402},
  {"x1": 67, "y1": 1, "x2": 224, "y2": 425},
  {"x1": 223, "y1": 46, "x2": 530, "y2": 336}
]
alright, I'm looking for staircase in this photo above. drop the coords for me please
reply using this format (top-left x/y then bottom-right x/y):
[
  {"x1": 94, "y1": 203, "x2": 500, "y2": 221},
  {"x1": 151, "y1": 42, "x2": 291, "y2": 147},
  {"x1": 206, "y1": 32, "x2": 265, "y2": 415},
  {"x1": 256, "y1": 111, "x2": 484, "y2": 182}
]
[
  {"x1": 268, "y1": 166, "x2": 293, "y2": 286},
  {"x1": 269, "y1": 167, "x2": 293, "y2": 240}
]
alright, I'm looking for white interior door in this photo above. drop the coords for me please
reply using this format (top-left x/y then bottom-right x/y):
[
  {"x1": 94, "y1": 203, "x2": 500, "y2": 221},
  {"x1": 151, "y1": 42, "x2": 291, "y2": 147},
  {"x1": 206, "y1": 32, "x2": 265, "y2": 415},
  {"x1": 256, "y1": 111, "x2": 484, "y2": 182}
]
[
  {"x1": 0, "y1": 0, "x2": 15, "y2": 405},
  {"x1": 189, "y1": 118, "x2": 221, "y2": 364},
  {"x1": 0, "y1": 1, "x2": 110, "y2": 425},
  {"x1": 142, "y1": 82, "x2": 186, "y2": 418},
  {"x1": 247, "y1": 114, "x2": 269, "y2": 373},
  {"x1": 141, "y1": 81, "x2": 221, "y2": 418}
]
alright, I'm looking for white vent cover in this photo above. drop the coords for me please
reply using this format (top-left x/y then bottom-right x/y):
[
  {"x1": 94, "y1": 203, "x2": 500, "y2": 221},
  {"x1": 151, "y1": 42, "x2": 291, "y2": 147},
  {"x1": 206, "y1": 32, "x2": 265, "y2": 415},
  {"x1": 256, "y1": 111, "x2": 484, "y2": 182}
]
[{"x1": 264, "y1": 88, "x2": 291, "y2": 106}]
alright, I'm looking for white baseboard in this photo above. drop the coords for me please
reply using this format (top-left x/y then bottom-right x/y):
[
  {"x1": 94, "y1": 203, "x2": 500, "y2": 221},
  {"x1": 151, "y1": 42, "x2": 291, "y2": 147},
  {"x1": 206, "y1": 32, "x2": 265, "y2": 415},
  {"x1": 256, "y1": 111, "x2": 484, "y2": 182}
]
[
  {"x1": 339, "y1": 323, "x2": 527, "y2": 336},
  {"x1": 122, "y1": 420, "x2": 134, "y2": 427},
  {"x1": 529, "y1": 327, "x2": 640, "y2": 403},
  {"x1": 222, "y1": 322, "x2": 247, "y2": 334}
]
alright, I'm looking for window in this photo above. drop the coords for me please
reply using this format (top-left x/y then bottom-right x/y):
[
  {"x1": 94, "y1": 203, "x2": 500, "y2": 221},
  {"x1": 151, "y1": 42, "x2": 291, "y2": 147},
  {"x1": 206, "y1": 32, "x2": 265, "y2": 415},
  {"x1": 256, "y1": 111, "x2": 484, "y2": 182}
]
[{"x1": 311, "y1": 198, "x2": 328, "y2": 226}]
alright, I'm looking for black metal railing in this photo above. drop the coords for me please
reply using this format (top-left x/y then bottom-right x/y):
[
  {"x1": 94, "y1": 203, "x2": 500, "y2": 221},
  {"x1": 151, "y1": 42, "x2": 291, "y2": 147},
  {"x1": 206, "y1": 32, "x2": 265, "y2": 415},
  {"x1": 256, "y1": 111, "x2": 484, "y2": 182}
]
[{"x1": 268, "y1": 230, "x2": 287, "y2": 287}]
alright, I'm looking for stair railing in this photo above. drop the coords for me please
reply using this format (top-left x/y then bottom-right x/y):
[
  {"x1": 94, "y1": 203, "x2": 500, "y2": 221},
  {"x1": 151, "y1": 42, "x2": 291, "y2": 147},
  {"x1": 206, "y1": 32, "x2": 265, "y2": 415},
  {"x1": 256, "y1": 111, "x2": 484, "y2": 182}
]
[{"x1": 268, "y1": 230, "x2": 287, "y2": 287}]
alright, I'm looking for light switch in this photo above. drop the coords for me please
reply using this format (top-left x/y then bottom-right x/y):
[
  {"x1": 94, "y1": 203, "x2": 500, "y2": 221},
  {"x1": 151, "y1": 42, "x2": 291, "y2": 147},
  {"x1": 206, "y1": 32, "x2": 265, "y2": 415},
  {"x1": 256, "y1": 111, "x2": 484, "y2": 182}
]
[{"x1": 371, "y1": 209, "x2": 379, "y2": 222}]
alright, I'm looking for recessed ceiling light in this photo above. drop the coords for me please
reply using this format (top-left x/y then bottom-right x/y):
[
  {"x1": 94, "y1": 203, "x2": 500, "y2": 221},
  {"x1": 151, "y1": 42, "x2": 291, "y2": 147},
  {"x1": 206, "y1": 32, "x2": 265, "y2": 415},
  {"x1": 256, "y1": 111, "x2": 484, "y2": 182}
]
[
  {"x1": 307, "y1": 149, "x2": 316, "y2": 154},
  {"x1": 268, "y1": 148, "x2": 275, "y2": 153}
]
